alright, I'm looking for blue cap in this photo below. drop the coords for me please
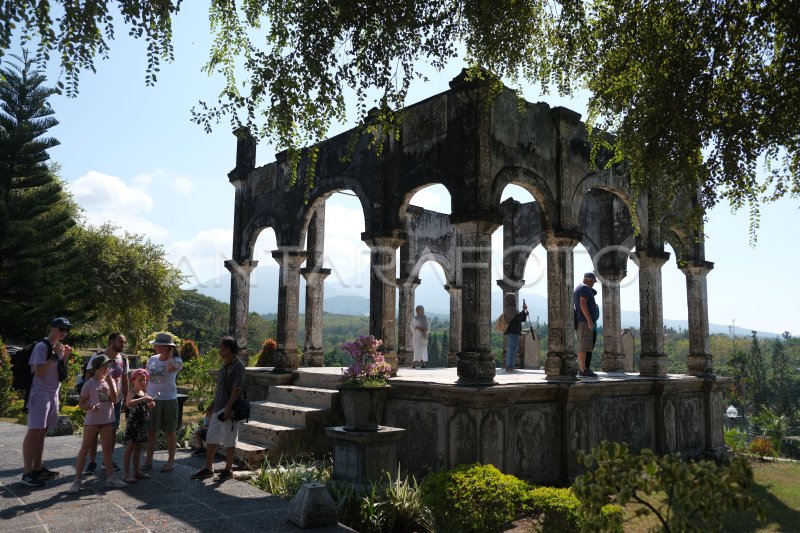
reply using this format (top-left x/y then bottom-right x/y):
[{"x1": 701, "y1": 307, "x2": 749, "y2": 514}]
[
  {"x1": 50, "y1": 317, "x2": 72, "y2": 329},
  {"x1": 584, "y1": 272, "x2": 597, "y2": 281}
]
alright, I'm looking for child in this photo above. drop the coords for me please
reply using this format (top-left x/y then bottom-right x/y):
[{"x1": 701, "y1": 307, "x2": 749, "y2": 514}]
[
  {"x1": 69, "y1": 355, "x2": 127, "y2": 493},
  {"x1": 191, "y1": 413, "x2": 209, "y2": 456},
  {"x1": 122, "y1": 369, "x2": 155, "y2": 483}
]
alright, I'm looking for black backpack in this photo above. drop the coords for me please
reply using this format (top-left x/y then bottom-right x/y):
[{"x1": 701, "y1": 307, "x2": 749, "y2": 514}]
[{"x1": 10, "y1": 339, "x2": 67, "y2": 412}]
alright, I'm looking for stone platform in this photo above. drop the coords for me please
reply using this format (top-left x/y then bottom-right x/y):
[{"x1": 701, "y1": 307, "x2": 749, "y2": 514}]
[{"x1": 265, "y1": 366, "x2": 730, "y2": 485}]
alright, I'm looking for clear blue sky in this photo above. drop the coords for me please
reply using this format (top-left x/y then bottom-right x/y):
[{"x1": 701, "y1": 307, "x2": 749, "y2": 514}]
[{"x1": 14, "y1": 3, "x2": 797, "y2": 336}]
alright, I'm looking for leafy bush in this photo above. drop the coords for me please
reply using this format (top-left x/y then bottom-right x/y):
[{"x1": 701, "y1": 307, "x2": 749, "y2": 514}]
[
  {"x1": 252, "y1": 456, "x2": 331, "y2": 499},
  {"x1": 724, "y1": 428, "x2": 748, "y2": 454},
  {"x1": 574, "y1": 441, "x2": 763, "y2": 533},
  {"x1": 179, "y1": 339, "x2": 199, "y2": 363},
  {"x1": 523, "y1": 486, "x2": 585, "y2": 531},
  {"x1": 420, "y1": 463, "x2": 531, "y2": 533},
  {"x1": 256, "y1": 338, "x2": 277, "y2": 367},
  {"x1": 61, "y1": 404, "x2": 86, "y2": 431},
  {"x1": 753, "y1": 408, "x2": 788, "y2": 456},
  {"x1": 0, "y1": 336, "x2": 14, "y2": 416},
  {"x1": 328, "y1": 469, "x2": 433, "y2": 533},
  {"x1": 749, "y1": 437, "x2": 774, "y2": 460},
  {"x1": 58, "y1": 349, "x2": 84, "y2": 408},
  {"x1": 181, "y1": 349, "x2": 220, "y2": 409}
]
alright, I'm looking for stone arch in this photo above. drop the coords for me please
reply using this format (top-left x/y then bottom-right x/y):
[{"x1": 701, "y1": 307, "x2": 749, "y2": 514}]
[
  {"x1": 409, "y1": 253, "x2": 456, "y2": 286},
  {"x1": 490, "y1": 166, "x2": 557, "y2": 228},
  {"x1": 295, "y1": 176, "x2": 372, "y2": 245},
  {"x1": 396, "y1": 174, "x2": 457, "y2": 224},
  {"x1": 241, "y1": 213, "x2": 282, "y2": 261},
  {"x1": 570, "y1": 170, "x2": 647, "y2": 235}
]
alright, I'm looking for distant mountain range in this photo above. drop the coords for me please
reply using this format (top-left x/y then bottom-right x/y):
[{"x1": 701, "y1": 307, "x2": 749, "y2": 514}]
[{"x1": 193, "y1": 274, "x2": 781, "y2": 338}]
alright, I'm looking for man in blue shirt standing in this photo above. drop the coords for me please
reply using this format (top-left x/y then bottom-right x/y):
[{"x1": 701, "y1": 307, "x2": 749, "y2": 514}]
[{"x1": 574, "y1": 273, "x2": 600, "y2": 379}]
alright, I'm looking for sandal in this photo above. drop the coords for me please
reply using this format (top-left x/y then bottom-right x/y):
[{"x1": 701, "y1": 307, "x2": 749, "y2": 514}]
[
  {"x1": 134, "y1": 472, "x2": 151, "y2": 480},
  {"x1": 159, "y1": 464, "x2": 174, "y2": 473},
  {"x1": 141, "y1": 463, "x2": 153, "y2": 471},
  {"x1": 122, "y1": 474, "x2": 138, "y2": 484}
]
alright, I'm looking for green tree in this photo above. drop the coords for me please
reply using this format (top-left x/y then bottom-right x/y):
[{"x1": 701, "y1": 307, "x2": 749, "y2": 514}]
[
  {"x1": 73, "y1": 222, "x2": 184, "y2": 350},
  {"x1": 169, "y1": 289, "x2": 230, "y2": 352},
  {"x1": 441, "y1": 331, "x2": 449, "y2": 366},
  {"x1": 770, "y1": 337, "x2": 792, "y2": 416},
  {"x1": 749, "y1": 331, "x2": 768, "y2": 412},
  {"x1": 3, "y1": 2, "x2": 797, "y2": 219},
  {"x1": 0, "y1": 52, "x2": 86, "y2": 341},
  {"x1": 428, "y1": 332, "x2": 440, "y2": 367}
]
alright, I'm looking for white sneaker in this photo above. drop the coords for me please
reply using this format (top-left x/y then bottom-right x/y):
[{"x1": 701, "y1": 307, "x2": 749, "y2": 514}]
[
  {"x1": 68, "y1": 479, "x2": 81, "y2": 494},
  {"x1": 105, "y1": 476, "x2": 127, "y2": 489}
]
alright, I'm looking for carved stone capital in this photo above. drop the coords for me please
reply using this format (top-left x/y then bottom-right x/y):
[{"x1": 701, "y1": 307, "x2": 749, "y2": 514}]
[
  {"x1": 633, "y1": 250, "x2": 670, "y2": 269},
  {"x1": 496, "y1": 279, "x2": 525, "y2": 293},
  {"x1": 272, "y1": 249, "x2": 309, "y2": 268},
  {"x1": 596, "y1": 267, "x2": 626, "y2": 284},
  {"x1": 449, "y1": 213, "x2": 502, "y2": 235},
  {"x1": 301, "y1": 268, "x2": 332, "y2": 282},
  {"x1": 541, "y1": 230, "x2": 581, "y2": 252},
  {"x1": 679, "y1": 261, "x2": 714, "y2": 278},
  {"x1": 361, "y1": 231, "x2": 406, "y2": 251},
  {"x1": 397, "y1": 277, "x2": 421, "y2": 290},
  {"x1": 444, "y1": 284, "x2": 463, "y2": 294},
  {"x1": 224, "y1": 258, "x2": 259, "y2": 276}
]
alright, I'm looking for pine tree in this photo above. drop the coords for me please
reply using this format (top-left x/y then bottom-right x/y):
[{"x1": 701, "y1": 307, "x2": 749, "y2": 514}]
[
  {"x1": 0, "y1": 52, "x2": 85, "y2": 341},
  {"x1": 441, "y1": 331, "x2": 450, "y2": 364},
  {"x1": 770, "y1": 337, "x2": 792, "y2": 416},
  {"x1": 428, "y1": 332, "x2": 440, "y2": 367},
  {"x1": 749, "y1": 331, "x2": 768, "y2": 412}
]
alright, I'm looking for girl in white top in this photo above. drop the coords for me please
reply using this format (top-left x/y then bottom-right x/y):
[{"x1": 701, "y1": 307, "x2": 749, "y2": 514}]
[{"x1": 70, "y1": 355, "x2": 127, "y2": 493}]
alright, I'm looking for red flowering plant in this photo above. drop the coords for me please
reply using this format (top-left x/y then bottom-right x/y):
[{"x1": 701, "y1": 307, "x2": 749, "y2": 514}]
[{"x1": 340, "y1": 335, "x2": 392, "y2": 387}]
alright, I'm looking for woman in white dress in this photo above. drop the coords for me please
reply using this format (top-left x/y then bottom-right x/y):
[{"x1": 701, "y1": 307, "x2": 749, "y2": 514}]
[{"x1": 409, "y1": 305, "x2": 429, "y2": 368}]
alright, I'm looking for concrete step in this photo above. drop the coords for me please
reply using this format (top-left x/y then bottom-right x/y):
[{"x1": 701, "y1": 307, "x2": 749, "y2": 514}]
[
  {"x1": 269, "y1": 385, "x2": 339, "y2": 410},
  {"x1": 233, "y1": 440, "x2": 287, "y2": 467},
  {"x1": 293, "y1": 370, "x2": 344, "y2": 389},
  {"x1": 238, "y1": 420, "x2": 303, "y2": 451},
  {"x1": 250, "y1": 401, "x2": 324, "y2": 427}
]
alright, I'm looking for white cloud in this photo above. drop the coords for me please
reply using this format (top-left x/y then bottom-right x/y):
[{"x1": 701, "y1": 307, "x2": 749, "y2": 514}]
[
  {"x1": 168, "y1": 229, "x2": 233, "y2": 286},
  {"x1": 173, "y1": 176, "x2": 193, "y2": 194},
  {"x1": 409, "y1": 184, "x2": 451, "y2": 213},
  {"x1": 68, "y1": 170, "x2": 169, "y2": 239}
]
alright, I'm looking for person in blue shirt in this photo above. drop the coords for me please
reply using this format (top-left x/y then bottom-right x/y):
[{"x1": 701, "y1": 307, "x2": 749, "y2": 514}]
[{"x1": 573, "y1": 273, "x2": 600, "y2": 379}]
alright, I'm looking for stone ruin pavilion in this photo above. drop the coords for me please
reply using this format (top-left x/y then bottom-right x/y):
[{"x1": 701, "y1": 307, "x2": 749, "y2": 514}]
[{"x1": 224, "y1": 71, "x2": 728, "y2": 483}]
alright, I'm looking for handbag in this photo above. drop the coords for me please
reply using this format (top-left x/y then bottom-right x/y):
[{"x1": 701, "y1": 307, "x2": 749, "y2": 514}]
[{"x1": 224, "y1": 362, "x2": 250, "y2": 422}]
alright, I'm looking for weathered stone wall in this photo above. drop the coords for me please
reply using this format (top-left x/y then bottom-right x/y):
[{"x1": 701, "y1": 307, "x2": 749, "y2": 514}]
[{"x1": 384, "y1": 376, "x2": 730, "y2": 484}]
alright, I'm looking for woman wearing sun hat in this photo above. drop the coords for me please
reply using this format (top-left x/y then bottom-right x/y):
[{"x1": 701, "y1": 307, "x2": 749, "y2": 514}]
[{"x1": 142, "y1": 332, "x2": 183, "y2": 472}]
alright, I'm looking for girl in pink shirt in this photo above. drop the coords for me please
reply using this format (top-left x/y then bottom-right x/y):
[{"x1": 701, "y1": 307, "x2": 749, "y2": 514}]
[{"x1": 69, "y1": 355, "x2": 127, "y2": 493}]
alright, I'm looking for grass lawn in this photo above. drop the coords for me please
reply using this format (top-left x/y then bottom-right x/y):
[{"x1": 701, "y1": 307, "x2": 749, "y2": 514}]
[{"x1": 621, "y1": 460, "x2": 800, "y2": 532}]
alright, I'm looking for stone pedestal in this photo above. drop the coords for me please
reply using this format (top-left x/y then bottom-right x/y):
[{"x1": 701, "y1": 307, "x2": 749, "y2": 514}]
[
  {"x1": 326, "y1": 426, "x2": 406, "y2": 486},
  {"x1": 287, "y1": 482, "x2": 339, "y2": 529}
]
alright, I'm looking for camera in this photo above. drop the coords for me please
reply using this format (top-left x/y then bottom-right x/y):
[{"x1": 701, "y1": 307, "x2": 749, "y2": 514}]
[{"x1": 217, "y1": 412, "x2": 226, "y2": 422}]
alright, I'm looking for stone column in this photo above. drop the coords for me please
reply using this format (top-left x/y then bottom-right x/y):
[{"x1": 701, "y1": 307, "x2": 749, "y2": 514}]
[
  {"x1": 397, "y1": 278, "x2": 420, "y2": 367},
  {"x1": 496, "y1": 278, "x2": 525, "y2": 368},
  {"x1": 272, "y1": 249, "x2": 308, "y2": 373},
  {"x1": 363, "y1": 234, "x2": 404, "y2": 371},
  {"x1": 444, "y1": 284, "x2": 462, "y2": 367},
  {"x1": 225, "y1": 259, "x2": 258, "y2": 365},
  {"x1": 301, "y1": 207, "x2": 328, "y2": 367},
  {"x1": 451, "y1": 218, "x2": 500, "y2": 385},
  {"x1": 634, "y1": 250, "x2": 670, "y2": 377},
  {"x1": 680, "y1": 261, "x2": 714, "y2": 377},
  {"x1": 301, "y1": 268, "x2": 331, "y2": 367},
  {"x1": 542, "y1": 232, "x2": 580, "y2": 379},
  {"x1": 597, "y1": 268, "x2": 626, "y2": 372}
]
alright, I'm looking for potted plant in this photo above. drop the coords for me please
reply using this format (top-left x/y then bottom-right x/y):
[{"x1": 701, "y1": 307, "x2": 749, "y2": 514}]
[{"x1": 338, "y1": 335, "x2": 392, "y2": 431}]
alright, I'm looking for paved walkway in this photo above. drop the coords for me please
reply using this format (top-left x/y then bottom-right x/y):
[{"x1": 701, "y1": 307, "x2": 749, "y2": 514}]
[{"x1": 0, "y1": 422, "x2": 352, "y2": 532}]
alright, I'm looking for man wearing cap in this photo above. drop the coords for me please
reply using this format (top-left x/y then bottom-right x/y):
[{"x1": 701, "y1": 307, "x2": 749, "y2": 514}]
[
  {"x1": 143, "y1": 332, "x2": 183, "y2": 472},
  {"x1": 574, "y1": 273, "x2": 600, "y2": 379},
  {"x1": 21, "y1": 317, "x2": 73, "y2": 487},
  {"x1": 191, "y1": 336, "x2": 245, "y2": 482},
  {"x1": 82, "y1": 333, "x2": 129, "y2": 475}
]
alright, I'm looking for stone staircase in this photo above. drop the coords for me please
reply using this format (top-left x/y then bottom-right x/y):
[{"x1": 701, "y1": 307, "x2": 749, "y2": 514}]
[{"x1": 234, "y1": 370, "x2": 344, "y2": 466}]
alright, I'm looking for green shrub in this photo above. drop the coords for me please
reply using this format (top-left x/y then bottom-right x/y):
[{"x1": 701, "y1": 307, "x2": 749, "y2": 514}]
[
  {"x1": 0, "y1": 336, "x2": 14, "y2": 416},
  {"x1": 724, "y1": 428, "x2": 748, "y2": 454},
  {"x1": 252, "y1": 456, "x2": 331, "y2": 499},
  {"x1": 61, "y1": 404, "x2": 85, "y2": 431},
  {"x1": 573, "y1": 441, "x2": 763, "y2": 533},
  {"x1": 523, "y1": 486, "x2": 584, "y2": 531},
  {"x1": 181, "y1": 349, "x2": 220, "y2": 409},
  {"x1": 420, "y1": 463, "x2": 530, "y2": 533}
]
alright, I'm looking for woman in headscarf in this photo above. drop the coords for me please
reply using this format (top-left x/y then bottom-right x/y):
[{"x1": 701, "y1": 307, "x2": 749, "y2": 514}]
[
  {"x1": 503, "y1": 293, "x2": 528, "y2": 373},
  {"x1": 409, "y1": 305, "x2": 429, "y2": 368}
]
